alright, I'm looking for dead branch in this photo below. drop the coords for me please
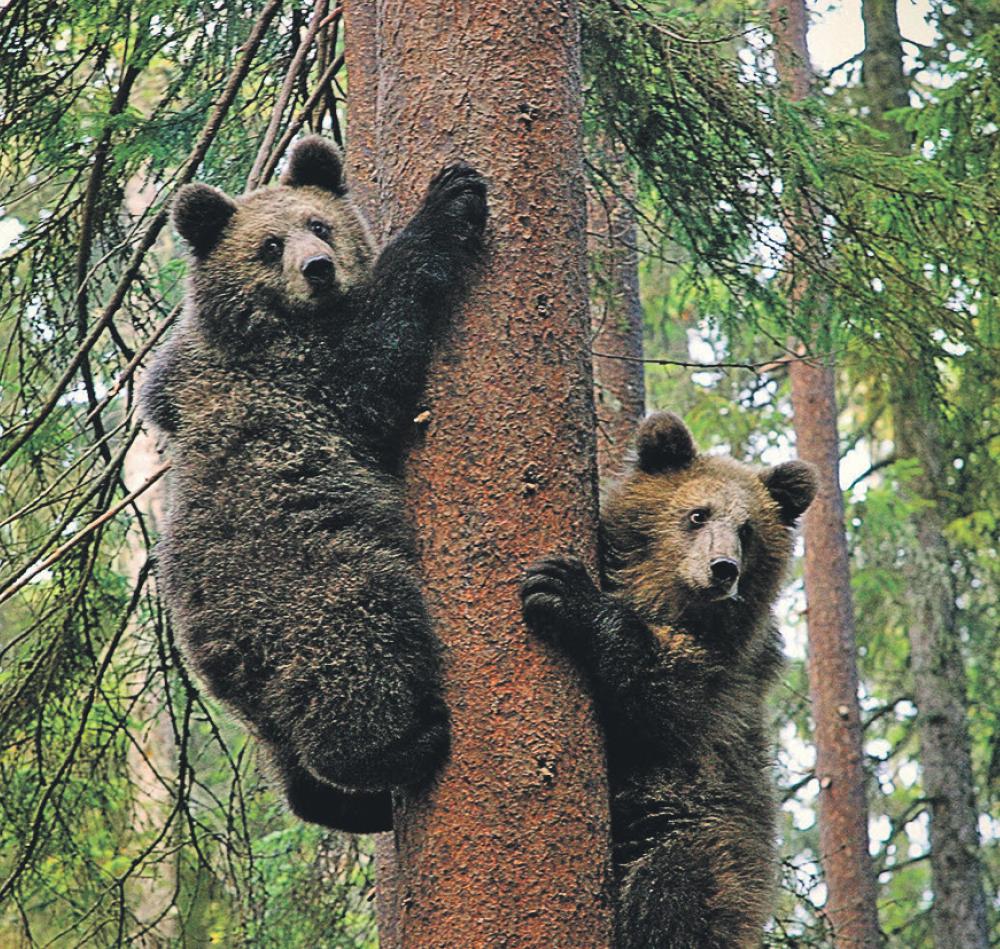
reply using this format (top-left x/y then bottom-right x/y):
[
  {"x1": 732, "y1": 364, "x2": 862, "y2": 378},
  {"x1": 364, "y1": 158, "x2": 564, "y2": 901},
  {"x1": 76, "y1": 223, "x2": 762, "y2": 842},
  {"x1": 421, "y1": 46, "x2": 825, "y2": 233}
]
[{"x1": 246, "y1": 0, "x2": 329, "y2": 191}]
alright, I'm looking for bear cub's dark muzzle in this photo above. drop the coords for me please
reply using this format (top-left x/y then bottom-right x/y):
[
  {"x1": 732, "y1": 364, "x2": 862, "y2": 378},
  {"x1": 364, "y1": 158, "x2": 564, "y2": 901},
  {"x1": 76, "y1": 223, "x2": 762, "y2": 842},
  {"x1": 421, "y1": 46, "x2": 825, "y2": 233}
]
[
  {"x1": 710, "y1": 557, "x2": 740, "y2": 587},
  {"x1": 302, "y1": 254, "x2": 335, "y2": 288}
]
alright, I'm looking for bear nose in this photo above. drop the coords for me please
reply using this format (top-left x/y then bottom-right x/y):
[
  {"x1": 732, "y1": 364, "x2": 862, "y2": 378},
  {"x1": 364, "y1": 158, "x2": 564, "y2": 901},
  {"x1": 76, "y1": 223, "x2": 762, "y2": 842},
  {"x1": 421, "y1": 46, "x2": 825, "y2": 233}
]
[
  {"x1": 302, "y1": 254, "x2": 334, "y2": 287},
  {"x1": 710, "y1": 557, "x2": 740, "y2": 586}
]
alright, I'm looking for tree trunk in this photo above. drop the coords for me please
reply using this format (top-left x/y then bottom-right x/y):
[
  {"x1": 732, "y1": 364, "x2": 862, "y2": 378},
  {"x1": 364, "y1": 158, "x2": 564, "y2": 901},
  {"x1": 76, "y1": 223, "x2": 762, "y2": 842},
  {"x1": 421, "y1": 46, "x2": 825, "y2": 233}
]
[
  {"x1": 770, "y1": 2, "x2": 882, "y2": 945},
  {"x1": 789, "y1": 353, "x2": 882, "y2": 948},
  {"x1": 370, "y1": 1, "x2": 614, "y2": 945},
  {"x1": 895, "y1": 393, "x2": 990, "y2": 949},
  {"x1": 860, "y1": 0, "x2": 909, "y2": 146},
  {"x1": 122, "y1": 433, "x2": 177, "y2": 943},
  {"x1": 859, "y1": 5, "x2": 990, "y2": 945},
  {"x1": 587, "y1": 143, "x2": 645, "y2": 480},
  {"x1": 342, "y1": 0, "x2": 379, "y2": 223},
  {"x1": 342, "y1": 6, "x2": 401, "y2": 946}
]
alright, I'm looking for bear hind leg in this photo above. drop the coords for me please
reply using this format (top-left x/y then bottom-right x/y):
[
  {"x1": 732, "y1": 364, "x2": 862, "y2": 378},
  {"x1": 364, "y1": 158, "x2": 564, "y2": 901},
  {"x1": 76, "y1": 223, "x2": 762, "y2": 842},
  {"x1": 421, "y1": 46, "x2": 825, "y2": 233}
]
[
  {"x1": 290, "y1": 688, "x2": 450, "y2": 793},
  {"x1": 617, "y1": 837, "x2": 766, "y2": 949}
]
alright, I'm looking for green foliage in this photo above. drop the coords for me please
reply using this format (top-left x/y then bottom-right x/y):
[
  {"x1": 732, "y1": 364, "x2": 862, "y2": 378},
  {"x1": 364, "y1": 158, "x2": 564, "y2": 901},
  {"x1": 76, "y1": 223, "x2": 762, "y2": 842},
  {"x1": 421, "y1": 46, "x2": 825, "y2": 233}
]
[
  {"x1": 585, "y1": 1, "x2": 1000, "y2": 373},
  {"x1": 0, "y1": 1, "x2": 371, "y2": 944},
  {"x1": 600, "y1": 4, "x2": 999, "y2": 943}
]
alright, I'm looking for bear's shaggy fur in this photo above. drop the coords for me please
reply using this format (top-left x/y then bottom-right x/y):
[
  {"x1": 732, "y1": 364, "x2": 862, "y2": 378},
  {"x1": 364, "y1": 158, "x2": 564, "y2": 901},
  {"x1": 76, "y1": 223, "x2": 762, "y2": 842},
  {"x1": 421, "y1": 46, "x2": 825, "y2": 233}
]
[
  {"x1": 142, "y1": 136, "x2": 487, "y2": 833},
  {"x1": 521, "y1": 412, "x2": 817, "y2": 948}
]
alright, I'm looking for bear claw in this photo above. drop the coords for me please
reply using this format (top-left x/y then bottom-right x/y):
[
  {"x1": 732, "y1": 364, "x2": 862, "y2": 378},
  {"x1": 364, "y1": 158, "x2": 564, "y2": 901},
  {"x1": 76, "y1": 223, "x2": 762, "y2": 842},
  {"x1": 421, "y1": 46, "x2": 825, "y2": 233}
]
[
  {"x1": 424, "y1": 163, "x2": 488, "y2": 231},
  {"x1": 520, "y1": 556, "x2": 597, "y2": 644}
]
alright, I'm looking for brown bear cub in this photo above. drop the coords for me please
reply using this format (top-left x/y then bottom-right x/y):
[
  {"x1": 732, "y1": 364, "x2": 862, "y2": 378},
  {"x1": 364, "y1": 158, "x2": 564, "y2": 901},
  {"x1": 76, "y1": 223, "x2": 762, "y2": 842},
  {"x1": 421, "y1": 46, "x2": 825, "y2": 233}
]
[
  {"x1": 521, "y1": 412, "x2": 817, "y2": 948},
  {"x1": 142, "y1": 136, "x2": 487, "y2": 833}
]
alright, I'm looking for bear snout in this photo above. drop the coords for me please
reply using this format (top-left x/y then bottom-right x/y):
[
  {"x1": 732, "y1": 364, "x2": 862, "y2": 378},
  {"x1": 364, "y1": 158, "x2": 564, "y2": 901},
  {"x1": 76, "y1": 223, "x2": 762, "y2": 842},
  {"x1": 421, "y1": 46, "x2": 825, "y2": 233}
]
[
  {"x1": 708, "y1": 556, "x2": 740, "y2": 599},
  {"x1": 710, "y1": 556, "x2": 739, "y2": 585},
  {"x1": 302, "y1": 254, "x2": 335, "y2": 288}
]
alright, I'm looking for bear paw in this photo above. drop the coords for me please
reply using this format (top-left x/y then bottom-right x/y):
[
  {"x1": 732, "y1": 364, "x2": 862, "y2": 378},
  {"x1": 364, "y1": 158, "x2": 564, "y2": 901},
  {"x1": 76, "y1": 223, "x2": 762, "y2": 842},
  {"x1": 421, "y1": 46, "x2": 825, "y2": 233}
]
[
  {"x1": 423, "y1": 163, "x2": 488, "y2": 242},
  {"x1": 520, "y1": 555, "x2": 598, "y2": 648}
]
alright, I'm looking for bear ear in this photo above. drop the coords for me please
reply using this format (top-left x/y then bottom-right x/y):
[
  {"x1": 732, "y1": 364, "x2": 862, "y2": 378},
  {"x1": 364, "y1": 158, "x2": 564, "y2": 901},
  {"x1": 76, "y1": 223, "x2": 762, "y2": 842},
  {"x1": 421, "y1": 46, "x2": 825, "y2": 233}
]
[
  {"x1": 281, "y1": 135, "x2": 346, "y2": 194},
  {"x1": 172, "y1": 183, "x2": 237, "y2": 257},
  {"x1": 761, "y1": 460, "x2": 818, "y2": 525},
  {"x1": 635, "y1": 412, "x2": 697, "y2": 473}
]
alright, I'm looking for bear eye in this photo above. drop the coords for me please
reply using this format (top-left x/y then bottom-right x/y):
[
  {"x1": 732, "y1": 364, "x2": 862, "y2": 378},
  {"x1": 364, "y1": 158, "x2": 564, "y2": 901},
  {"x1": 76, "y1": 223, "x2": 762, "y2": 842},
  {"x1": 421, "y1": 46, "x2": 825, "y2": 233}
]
[
  {"x1": 260, "y1": 236, "x2": 283, "y2": 262},
  {"x1": 688, "y1": 508, "x2": 710, "y2": 527},
  {"x1": 308, "y1": 219, "x2": 331, "y2": 241},
  {"x1": 738, "y1": 522, "x2": 754, "y2": 543}
]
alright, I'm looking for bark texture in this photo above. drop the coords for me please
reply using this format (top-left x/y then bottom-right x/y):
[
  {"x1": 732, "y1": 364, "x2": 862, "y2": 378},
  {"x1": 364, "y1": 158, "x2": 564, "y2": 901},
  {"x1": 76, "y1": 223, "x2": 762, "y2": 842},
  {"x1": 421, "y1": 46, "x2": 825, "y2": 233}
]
[
  {"x1": 342, "y1": 0, "x2": 379, "y2": 221},
  {"x1": 371, "y1": 0, "x2": 614, "y2": 944},
  {"x1": 860, "y1": 0, "x2": 910, "y2": 139},
  {"x1": 771, "y1": 2, "x2": 882, "y2": 945},
  {"x1": 342, "y1": 7, "x2": 399, "y2": 945},
  {"x1": 859, "y1": 5, "x2": 990, "y2": 944},
  {"x1": 892, "y1": 376, "x2": 989, "y2": 949},
  {"x1": 588, "y1": 145, "x2": 645, "y2": 480}
]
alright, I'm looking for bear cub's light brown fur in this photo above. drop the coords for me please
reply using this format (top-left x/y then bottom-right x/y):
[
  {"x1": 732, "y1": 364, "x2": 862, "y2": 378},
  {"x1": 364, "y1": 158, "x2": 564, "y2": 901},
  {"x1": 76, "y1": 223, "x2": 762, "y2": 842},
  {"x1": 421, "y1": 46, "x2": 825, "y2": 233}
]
[{"x1": 522, "y1": 412, "x2": 817, "y2": 948}]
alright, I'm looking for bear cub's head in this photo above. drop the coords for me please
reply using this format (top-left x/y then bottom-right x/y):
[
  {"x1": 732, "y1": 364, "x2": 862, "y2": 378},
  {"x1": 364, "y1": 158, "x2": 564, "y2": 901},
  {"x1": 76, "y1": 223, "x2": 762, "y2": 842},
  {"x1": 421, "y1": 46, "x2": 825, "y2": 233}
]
[
  {"x1": 173, "y1": 136, "x2": 375, "y2": 349},
  {"x1": 603, "y1": 412, "x2": 818, "y2": 632}
]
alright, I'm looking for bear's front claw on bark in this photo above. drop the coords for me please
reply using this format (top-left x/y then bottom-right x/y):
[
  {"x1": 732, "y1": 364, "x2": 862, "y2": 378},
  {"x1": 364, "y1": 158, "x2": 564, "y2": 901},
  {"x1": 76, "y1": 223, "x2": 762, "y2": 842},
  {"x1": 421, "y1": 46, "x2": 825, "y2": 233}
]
[
  {"x1": 519, "y1": 556, "x2": 596, "y2": 645},
  {"x1": 424, "y1": 163, "x2": 488, "y2": 232}
]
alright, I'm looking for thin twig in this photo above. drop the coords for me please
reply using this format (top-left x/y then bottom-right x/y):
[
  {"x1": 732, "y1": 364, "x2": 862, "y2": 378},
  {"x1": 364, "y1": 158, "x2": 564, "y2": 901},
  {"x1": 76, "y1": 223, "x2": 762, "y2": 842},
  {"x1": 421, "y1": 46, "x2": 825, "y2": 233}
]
[
  {"x1": 257, "y1": 50, "x2": 345, "y2": 186},
  {"x1": 609, "y1": 0, "x2": 760, "y2": 46},
  {"x1": 0, "y1": 463, "x2": 169, "y2": 608},
  {"x1": 86, "y1": 304, "x2": 181, "y2": 422},
  {"x1": 73, "y1": 61, "x2": 142, "y2": 465},
  {"x1": 0, "y1": 0, "x2": 283, "y2": 471},
  {"x1": 246, "y1": 0, "x2": 328, "y2": 191},
  {"x1": 845, "y1": 454, "x2": 898, "y2": 492},
  {"x1": 591, "y1": 348, "x2": 824, "y2": 372}
]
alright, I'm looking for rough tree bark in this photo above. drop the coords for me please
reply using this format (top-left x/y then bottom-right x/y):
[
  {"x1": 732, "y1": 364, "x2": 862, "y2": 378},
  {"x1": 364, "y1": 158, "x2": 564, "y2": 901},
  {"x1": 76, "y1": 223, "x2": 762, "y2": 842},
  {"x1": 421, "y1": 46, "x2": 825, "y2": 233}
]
[
  {"x1": 342, "y1": 0, "x2": 379, "y2": 223},
  {"x1": 860, "y1": 6, "x2": 989, "y2": 942},
  {"x1": 361, "y1": 0, "x2": 614, "y2": 945},
  {"x1": 341, "y1": 6, "x2": 401, "y2": 945},
  {"x1": 769, "y1": 2, "x2": 882, "y2": 945},
  {"x1": 893, "y1": 388, "x2": 990, "y2": 949},
  {"x1": 587, "y1": 144, "x2": 645, "y2": 480}
]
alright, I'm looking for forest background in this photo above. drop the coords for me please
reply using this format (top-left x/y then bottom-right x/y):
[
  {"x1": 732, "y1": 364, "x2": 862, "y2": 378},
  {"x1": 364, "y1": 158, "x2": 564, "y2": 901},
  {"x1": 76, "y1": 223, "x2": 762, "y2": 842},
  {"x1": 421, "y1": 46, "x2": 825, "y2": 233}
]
[{"x1": 0, "y1": 0, "x2": 996, "y2": 945}]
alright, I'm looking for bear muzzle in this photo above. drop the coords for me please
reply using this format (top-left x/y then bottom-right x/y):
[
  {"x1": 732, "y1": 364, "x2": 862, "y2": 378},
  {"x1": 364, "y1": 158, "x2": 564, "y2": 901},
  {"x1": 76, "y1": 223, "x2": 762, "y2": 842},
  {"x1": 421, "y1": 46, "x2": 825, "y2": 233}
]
[
  {"x1": 302, "y1": 254, "x2": 335, "y2": 289},
  {"x1": 709, "y1": 556, "x2": 740, "y2": 600}
]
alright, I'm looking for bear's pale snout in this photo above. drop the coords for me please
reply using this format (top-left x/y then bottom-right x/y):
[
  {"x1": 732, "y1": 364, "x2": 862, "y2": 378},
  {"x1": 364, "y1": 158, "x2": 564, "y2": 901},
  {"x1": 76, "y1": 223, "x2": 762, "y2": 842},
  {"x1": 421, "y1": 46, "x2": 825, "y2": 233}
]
[
  {"x1": 709, "y1": 556, "x2": 740, "y2": 597},
  {"x1": 678, "y1": 516, "x2": 744, "y2": 600}
]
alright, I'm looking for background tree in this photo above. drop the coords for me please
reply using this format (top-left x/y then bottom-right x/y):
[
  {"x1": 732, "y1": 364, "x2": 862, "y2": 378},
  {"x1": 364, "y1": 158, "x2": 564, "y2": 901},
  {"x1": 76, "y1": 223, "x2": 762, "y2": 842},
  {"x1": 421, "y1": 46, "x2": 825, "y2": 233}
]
[
  {"x1": 859, "y1": 3, "x2": 991, "y2": 943},
  {"x1": 770, "y1": 0, "x2": 881, "y2": 943},
  {"x1": 588, "y1": 140, "x2": 646, "y2": 479}
]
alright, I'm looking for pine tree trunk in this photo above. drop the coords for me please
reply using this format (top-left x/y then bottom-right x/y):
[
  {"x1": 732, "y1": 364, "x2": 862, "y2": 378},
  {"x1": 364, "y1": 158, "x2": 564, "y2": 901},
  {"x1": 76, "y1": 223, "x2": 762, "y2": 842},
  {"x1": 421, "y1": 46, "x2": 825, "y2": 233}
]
[
  {"x1": 367, "y1": 0, "x2": 614, "y2": 943},
  {"x1": 588, "y1": 142, "x2": 645, "y2": 480},
  {"x1": 860, "y1": 0, "x2": 909, "y2": 141},
  {"x1": 891, "y1": 378, "x2": 990, "y2": 949},
  {"x1": 859, "y1": 4, "x2": 990, "y2": 944},
  {"x1": 770, "y1": 2, "x2": 882, "y2": 944},
  {"x1": 341, "y1": 6, "x2": 400, "y2": 945},
  {"x1": 789, "y1": 354, "x2": 882, "y2": 948},
  {"x1": 342, "y1": 0, "x2": 379, "y2": 223}
]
